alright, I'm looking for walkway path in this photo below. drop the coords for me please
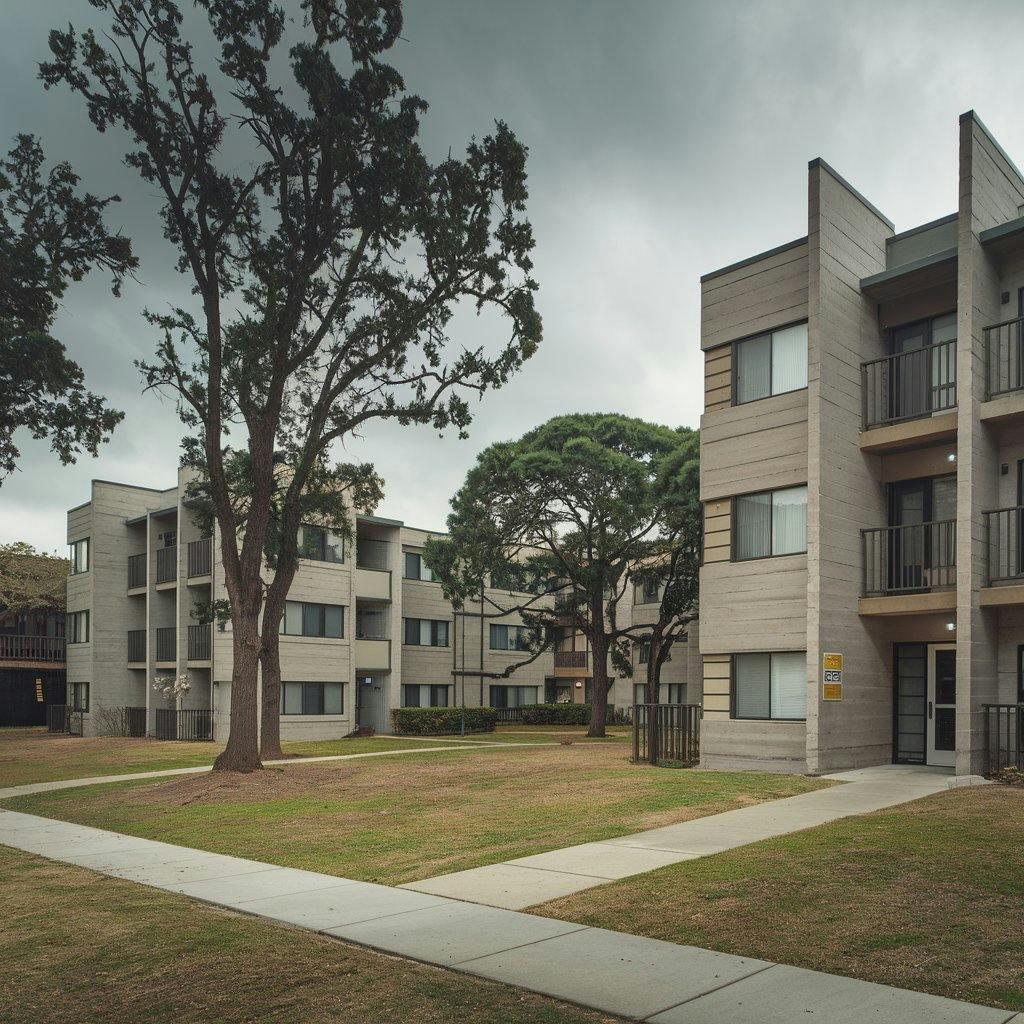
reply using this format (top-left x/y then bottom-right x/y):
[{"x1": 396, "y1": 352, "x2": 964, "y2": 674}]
[
  {"x1": 403, "y1": 764, "x2": 962, "y2": 908},
  {"x1": 0, "y1": 803, "x2": 1011, "y2": 1023}
]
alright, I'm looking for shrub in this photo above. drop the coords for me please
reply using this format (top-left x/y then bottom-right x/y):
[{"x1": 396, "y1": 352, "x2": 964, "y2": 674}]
[
  {"x1": 390, "y1": 706, "x2": 498, "y2": 735},
  {"x1": 520, "y1": 703, "x2": 592, "y2": 725}
]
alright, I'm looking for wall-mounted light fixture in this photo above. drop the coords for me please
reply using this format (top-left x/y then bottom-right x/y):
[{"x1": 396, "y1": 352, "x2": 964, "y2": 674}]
[
  {"x1": 575, "y1": 680, "x2": 583, "y2": 688},
  {"x1": 947, "y1": 452, "x2": 956, "y2": 464},
  {"x1": 946, "y1": 621, "x2": 956, "y2": 633}
]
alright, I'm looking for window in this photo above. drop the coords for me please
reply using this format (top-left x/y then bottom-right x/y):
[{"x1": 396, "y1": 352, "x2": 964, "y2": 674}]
[
  {"x1": 403, "y1": 552, "x2": 434, "y2": 581},
  {"x1": 490, "y1": 685, "x2": 538, "y2": 708},
  {"x1": 635, "y1": 576, "x2": 661, "y2": 604},
  {"x1": 638, "y1": 640, "x2": 672, "y2": 665},
  {"x1": 403, "y1": 618, "x2": 450, "y2": 647},
  {"x1": 69, "y1": 538, "x2": 89, "y2": 575},
  {"x1": 70, "y1": 682, "x2": 89, "y2": 712},
  {"x1": 67, "y1": 610, "x2": 90, "y2": 644},
  {"x1": 490, "y1": 623, "x2": 533, "y2": 651},
  {"x1": 280, "y1": 601, "x2": 344, "y2": 638},
  {"x1": 662, "y1": 683, "x2": 684, "y2": 704},
  {"x1": 734, "y1": 485, "x2": 807, "y2": 560},
  {"x1": 403, "y1": 684, "x2": 450, "y2": 707},
  {"x1": 732, "y1": 651, "x2": 806, "y2": 720},
  {"x1": 281, "y1": 681, "x2": 344, "y2": 715},
  {"x1": 734, "y1": 322, "x2": 808, "y2": 404},
  {"x1": 298, "y1": 524, "x2": 345, "y2": 563}
]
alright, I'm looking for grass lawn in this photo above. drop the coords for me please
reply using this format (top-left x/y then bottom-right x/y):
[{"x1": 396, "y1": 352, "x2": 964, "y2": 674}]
[
  {"x1": 0, "y1": 728, "x2": 478, "y2": 788},
  {"x1": 536, "y1": 786, "x2": 1024, "y2": 1013},
  {"x1": 1, "y1": 743, "x2": 827, "y2": 885},
  {"x1": 0, "y1": 848, "x2": 614, "y2": 1024}
]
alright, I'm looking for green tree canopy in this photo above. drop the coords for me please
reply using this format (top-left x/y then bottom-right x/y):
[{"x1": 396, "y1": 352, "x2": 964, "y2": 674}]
[{"x1": 0, "y1": 542, "x2": 69, "y2": 615}]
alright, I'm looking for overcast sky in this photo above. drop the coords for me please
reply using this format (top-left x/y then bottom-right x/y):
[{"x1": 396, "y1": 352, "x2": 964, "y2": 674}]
[{"x1": 3, "y1": 0, "x2": 1024, "y2": 552}]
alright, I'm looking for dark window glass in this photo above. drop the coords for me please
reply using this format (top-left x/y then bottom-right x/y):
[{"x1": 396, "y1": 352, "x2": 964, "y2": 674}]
[{"x1": 281, "y1": 681, "x2": 344, "y2": 715}]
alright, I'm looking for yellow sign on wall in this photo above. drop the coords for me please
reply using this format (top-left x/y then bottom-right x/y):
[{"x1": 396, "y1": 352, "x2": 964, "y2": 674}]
[
  {"x1": 35, "y1": 678, "x2": 44, "y2": 702},
  {"x1": 823, "y1": 653, "x2": 843, "y2": 671},
  {"x1": 823, "y1": 682, "x2": 843, "y2": 701}
]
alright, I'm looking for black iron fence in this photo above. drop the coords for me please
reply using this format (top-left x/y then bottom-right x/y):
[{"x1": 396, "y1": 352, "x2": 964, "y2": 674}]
[
  {"x1": 983, "y1": 704, "x2": 1023, "y2": 773},
  {"x1": 120, "y1": 705, "x2": 147, "y2": 737},
  {"x1": 554, "y1": 650, "x2": 587, "y2": 669},
  {"x1": 155, "y1": 545, "x2": 177, "y2": 584},
  {"x1": 187, "y1": 623, "x2": 211, "y2": 661},
  {"x1": 154, "y1": 707, "x2": 214, "y2": 741},
  {"x1": 632, "y1": 703, "x2": 701, "y2": 766},
  {"x1": 861, "y1": 520, "x2": 956, "y2": 596},
  {"x1": 861, "y1": 339, "x2": 956, "y2": 429},
  {"x1": 984, "y1": 506, "x2": 1024, "y2": 584},
  {"x1": 127, "y1": 629, "x2": 146, "y2": 663},
  {"x1": 46, "y1": 705, "x2": 83, "y2": 736},
  {"x1": 155, "y1": 627, "x2": 176, "y2": 663},
  {"x1": 187, "y1": 537, "x2": 212, "y2": 578},
  {"x1": 127, "y1": 552, "x2": 146, "y2": 589},
  {"x1": 985, "y1": 315, "x2": 1024, "y2": 399}
]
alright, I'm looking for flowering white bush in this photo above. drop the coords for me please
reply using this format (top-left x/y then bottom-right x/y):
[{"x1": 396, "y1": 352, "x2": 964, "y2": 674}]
[{"x1": 153, "y1": 673, "x2": 191, "y2": 705}]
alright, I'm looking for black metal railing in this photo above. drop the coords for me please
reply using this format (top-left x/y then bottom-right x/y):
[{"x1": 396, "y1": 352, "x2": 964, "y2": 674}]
[
  {"x1": 120, "y1": 706, "x2": 147, "y2": 737},
  {"x1": 187, "y1": 623, "x2": 211, "y2": 661},
  {"x1": 187, "y1": 537, "x2": 212, "y2": 578},
  {"x1": 127, "y1": 552, "x2": 146, "y2": 589},
  {"x1": 155, "y1": 626, "x2": 176, "y2": 663},
  {"x1": 554, "y1": 650, "x2": 587, "y2": 669},
  {"x1": 356, "y1": 538, "x2": 390, "y2": 570},
  {"x1": 493, "y1": 706, "x2": 523, "y2": 723},
  {"x1": 983, "y1": 704, "x2": 1024, "y2": 773},
  {"x1": 861, "y1": 520, "x2": 956, "y2": 596},
  {"x1": 984, "y1": 506, "x2": 1024, "y2": 584},
  {"x1": 632, "y1": 703, "x2": 701, "y2": 766},
  {"x1": 46, "y1": 705, "x2": 83, "y2": 736},
  {"x1": 155, "y1": 545, "x2": 177, "y2": 584},
  {"x1": 154, "y1": 707, "x2": 214, "y2": 741},
  {"x1": 861, "y1": 339, "x2": 957, "y2": 429},
  {"x1": 127, "y1": 629, "x2": 146, "y2": 663},
  {"x1": 0, "y1": 635, "x2": 65, "y2": 662},
  {"x1": 985, "y1": 315, "x2": 1024, "y2": 400}
]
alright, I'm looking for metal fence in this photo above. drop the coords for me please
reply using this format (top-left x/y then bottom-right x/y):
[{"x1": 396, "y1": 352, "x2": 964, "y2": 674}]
[
  {"x1": 155, "y1": 545, "x2": 177, "y2": 584},
  {"x1": 356, "y1": 538, "x2": 390, "y2": 570},
  {"x1": 861, "y1": 520, "x2": 956, "y2": 596},
  {"x1": 985, "y1": 315, "x2": 1024, "y2": 399},
  {"x1": 983, "y1": 704, "x2": 1024, "y2": 774},
  {"x1": 187, "y1": 623, "x2": 212, "y2": 661},
  {"x1": 861, "y1": 339, "x2": 956, "y2": 429},
  {"x1": 154, "y1": 708, "x2": 214, "y2": 741},
  {"x1": 120, "y1": 705, "x2": 147, "y2": 737},
  {"x1": 127, "y1": 629, "x2": 146, "y2": 663},
  {"x1": 984, "y1": 506, "x2": 1024, "y2": 584},
  {"x1": 632, "y1": 703, "x2": 701, "y2": 766},
  {"x1": 127, "y1": 552, "x2": 146, "y2": 589},
  {"x1": 46, "y1": 705, "x2": 83, "y2": 736},
  {"x1": 156, "y1": 627, "x2": 176, "y2": 663},
  {"x1": 554, "y1": 650, "x2": 587, "y2": 668},
  {"x1": 493, "y1": 706, "x2": 523, "y2": 723},
  {"x1": 187, "y1": 537, "x2": 212, "y2": 578},
  {"x1": 0, "y1": 635, "x2": 65, "y2": 661}
]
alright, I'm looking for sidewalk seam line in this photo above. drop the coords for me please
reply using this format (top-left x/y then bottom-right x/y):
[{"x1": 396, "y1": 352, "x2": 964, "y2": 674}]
[
  {"x1": 641, "y1": 962, "x2": 780, "y2": 1020},
  {"x1": 449, "y1": 925, "x2": 593, "y2": 966}
]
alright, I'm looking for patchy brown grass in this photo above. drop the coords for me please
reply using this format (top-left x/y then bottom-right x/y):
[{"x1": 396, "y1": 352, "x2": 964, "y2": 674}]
[
  {"x1": 537, "y1": 787, "x2": 1024, "y2": 1012},
  {"x1": 0, "y1": 847, "x2": 616, "y2": 1024},
  {"x1": 3, "y1": 742, "x2": 827, "y2": 885}
]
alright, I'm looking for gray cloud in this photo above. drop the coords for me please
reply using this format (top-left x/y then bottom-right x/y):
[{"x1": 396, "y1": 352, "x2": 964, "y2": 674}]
[{"x1": 2, "y1": 0, "x2": 1022, "y2": 549}]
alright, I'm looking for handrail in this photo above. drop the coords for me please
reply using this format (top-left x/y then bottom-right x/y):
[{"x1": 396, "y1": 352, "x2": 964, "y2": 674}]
[
  {"x1": 861, "y1": 519, "x2": 956, "y2": 596},
  {"x1": 860, "y1": 338, "x2": 956, "y2": 429}
]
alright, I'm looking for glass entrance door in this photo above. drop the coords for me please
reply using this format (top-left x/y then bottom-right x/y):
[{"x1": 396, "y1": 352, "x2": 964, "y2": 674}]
[{"x1": 927, "y1": 645, "x2": 956, "y2": 767}]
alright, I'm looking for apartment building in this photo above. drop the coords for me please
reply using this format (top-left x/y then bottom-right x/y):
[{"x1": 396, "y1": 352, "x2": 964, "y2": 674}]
[
  {"x1": 65, "y1": 470, "x2": 690, "y2": 739},
  {"x1": 699, "y1": 110, "x2": 1024, "y2": 776}
]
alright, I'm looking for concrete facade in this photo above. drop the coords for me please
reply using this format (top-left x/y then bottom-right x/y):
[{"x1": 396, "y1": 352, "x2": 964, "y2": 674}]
[{"x1": 699, "y1": 111, "x2": 1024, "y2": 775}]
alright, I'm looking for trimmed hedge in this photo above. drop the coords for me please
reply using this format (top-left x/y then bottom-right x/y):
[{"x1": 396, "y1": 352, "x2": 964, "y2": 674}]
[
  {"x1": 390, "y1": 706, "x2": 498, "y2": 735},
  {"x1": 520, "y1": 703, "x2": 592, "y2": 725}
]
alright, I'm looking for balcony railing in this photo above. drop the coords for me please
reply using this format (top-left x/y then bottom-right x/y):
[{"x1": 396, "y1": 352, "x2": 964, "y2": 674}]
[
  {"x1": 187, "y1": 623, "x2": 212, "y2": 661},
  {"x1": 554, "y1": 650, "x2": 587, "y2": 669},
  {"x1": 861, "y1": 520, "x2": 956, "y2": 596},
  {"x1": 356, "y1": 610, "x2": 390, "y2": 640},
  {"x1": 984, "y1": 506, "x2": 1024, "y2": 584},
  {"x1": 156, "y1": 545, "x2": 177, "y2": 584},
  {"x1": 985, "y1": 315, "x2": 1024, "y2": 400},
  {"x1": 356, "y1": 538, "x2": 390, "y2": 570},
  {"x1": 155, "y1": 626, "x2": 176, "y2": 663},
  {"x1": 187, "y1": 537, "x2": 212, "y2": 578},
  {"x1": 0, "y1": 635, "x2": 65, "y2": 662},
  {"x1": 127, "y1": 552, "x2": 146, "y2": 589},
  {"x1": 983, "y1": 704, "x2": 1024, "y2": 773},
  {"x1": 127, "y1": 629, "x2": 146, "y2": 663},
  {"x1": 154, "y1": 708, "x2": 213, "y2": 741},
  {"x1": 861, "y1": 339, "x2": 956, "y2": 429}
]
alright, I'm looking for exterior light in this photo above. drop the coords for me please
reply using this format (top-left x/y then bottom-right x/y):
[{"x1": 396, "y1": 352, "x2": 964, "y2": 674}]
[
  {"x1": 947, "y1": 452, "x2": 956, "y2": 463},
  {"x1": 946, "y1": 621, "x2": 956, "y2": 632},
  {"x1": 575, "y1": 680, "x2": 583, "y2": 688}
]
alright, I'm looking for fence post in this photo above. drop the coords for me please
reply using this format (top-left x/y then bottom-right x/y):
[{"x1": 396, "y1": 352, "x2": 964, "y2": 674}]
[{"x1": 649, "y1": 704, "x2": 659, "y2": 765}]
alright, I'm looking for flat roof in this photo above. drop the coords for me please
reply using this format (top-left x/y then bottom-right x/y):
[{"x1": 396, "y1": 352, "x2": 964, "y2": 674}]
[
  {"x1": 859, "y1": 247, "x2": 957, "y2": 298},
  {"x1": 700, "y1": 236, "x2": 808, "y2": 285},
  {"x1": 357, "y1": 513, "x2": 404, "y2": 528}
]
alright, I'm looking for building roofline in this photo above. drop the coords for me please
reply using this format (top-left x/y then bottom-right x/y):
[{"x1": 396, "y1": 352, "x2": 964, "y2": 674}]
[
  {"x1": 980, "y1": 214, "x2": 1024, "y2": 247},
  {"x1": 887, "y1": 212, "x2": 958, "y2": 246},
  {"x1": 700, "y1": 236, "x2": 808, "y2": 285},
  {"x1": 962, "y1": 109, "x2": 1024, "y2": 192},
  {"x1": 357, "y1": 513, "x2": 404, "y2": 528},
  {"x1": 859, "y1": 246, "x2": 957, "y2": 293},
  {"x1": 90, "y1": 478, "x2": 170, "y2": 494},
  {"x1": 809, "y1": 157, "x2": 895, "y2": 231}
]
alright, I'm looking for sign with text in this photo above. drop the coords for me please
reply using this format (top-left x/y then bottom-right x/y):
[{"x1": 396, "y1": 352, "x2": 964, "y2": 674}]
[{"x1": 822, "y1": 653, "x2": 843, "y2": 700}]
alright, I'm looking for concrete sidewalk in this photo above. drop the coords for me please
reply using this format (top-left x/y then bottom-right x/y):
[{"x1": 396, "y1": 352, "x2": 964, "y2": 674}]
[
  {"x1": 0, "y1": 806, "x2": 1012, "y2": 1023},
  {"x1": 403, "y1": 764, "x2": 962, "y2": 908}
]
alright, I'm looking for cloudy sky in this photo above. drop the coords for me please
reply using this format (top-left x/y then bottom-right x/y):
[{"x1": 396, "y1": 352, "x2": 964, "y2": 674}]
[{"x1": 2, "y1": 0, "x2": 1023, "y2": 552}]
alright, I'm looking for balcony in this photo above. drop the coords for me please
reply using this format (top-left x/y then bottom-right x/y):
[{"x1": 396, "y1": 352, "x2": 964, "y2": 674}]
[
  {"x1": 860, "y1": 341, "x2": 957, "y2": 451},
  {"x1": 860, "y1": 520, "x2": 956, "y2": 615},
  {"x1": 982, "y1": 316, "x2": 1024, "y2": 422},
  {"x1": 0, "y1": 635, "x2": 65, "y2": 663},
  {"x1": 127, "y1": 552, "x2": 146, "y2": 591},
  {"x1": 187, "y1": 623, "x2": 212, "y2": 662},
  {"x1": 127, "y1": 629, "x2": 146, "y2": 664},
  {"x1": 981, "y1": 507, "x2": 1024, "y2": 606},
  {"x1": 155, "y1": 546, "x2": 177, "y2": 586},
  {"x1": 355, "y1": 638, "x2": 390, "y2": 671},
  {"x1": 356, "y1": 538, "x2": 390, "y2": 570},
  {"x1": 155, "y1": 626, "x2": 176, "y2": 665},
  {"x1": 187, "y1": 537, "x2": 212, "y2": 579},
  {"x1": 554, "y1": 650, "x2": 587, "y2": 669}
]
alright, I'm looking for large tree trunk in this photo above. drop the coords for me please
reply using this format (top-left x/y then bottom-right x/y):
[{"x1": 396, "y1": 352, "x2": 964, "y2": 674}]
[
  {"x1": 259, "y1": 627, "x2": 285, "y2": 760},
  {"x1": 645, "y1": 624, "x2": 664, "y2": 704},
  {"x1": 213, "y1": 607, "x2": 263, "y2": 772},
  {"x1": 588, "y1": 630, "x2": 609, "y2": 738}
]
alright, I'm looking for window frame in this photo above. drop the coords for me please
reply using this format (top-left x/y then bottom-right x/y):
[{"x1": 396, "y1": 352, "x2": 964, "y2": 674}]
[
  {"x1": 402, "y1": 683, "x2": 450, "y2": 707},
  {"x1": 402, "y1": 618, "x2": 450, "y2": 647},
  {"x1": 403, "y1": 551, "x2": 435, "y2": 582},
  {"x1": 280, "y1": 680, "x2": 345, "y2": 716},
  {"x1": 731, "y1": 320, "x2": 809, "y2": 406},
  {"x1": 280, "y1": 601, "x2": 345, "y2": 639},
  {"x1": 70, "y1": 681, "x2": 90, "y2": 712},
  {"x1": 297, "y1": 524, "x2": 345, "y2": 564},
  {"x1": 489, "y1": 684, "x2": 539, "y2": 708},
  {"x1": 67, "y1": 610, "x2": 90, "y2": 644},
  {"x1": 68, "y1": 538, "x2": 90, "y2": 576},
  {"x1": 731, "y1": 484, "x2": 808, "y2": 562},
  {"x1": 489, "y1": 623, "x2": 533, "y2": 651},
  {"x1": 730, "y1": 651, "x2": 807, "y2": 722}
]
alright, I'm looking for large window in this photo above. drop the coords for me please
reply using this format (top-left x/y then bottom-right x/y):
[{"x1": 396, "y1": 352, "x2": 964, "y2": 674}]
[
  {"x1": 403, "y1": 684, "x2": 450, "y2": 707},
  {"x1": 734, "y1": 485, "x2": 807, "y2": 560},
  {"x1": 68, "y1": 538, "x2": 89, "y2": 575},
  {"x1": 67, "y1": 610, "x2": 90, "y2": 644},
  {"x1": 280, "y1": 601, "x2": 344, "y2": 638},
  {"x1": 490, "y1": 623, "x2": 532, "y2": 651},
  {"x1": 638, "y1": 639, "x2": 672, "y2": 665},
  {"x1": 403, "y1": 618, "x2": 450, "y2": 647},
  {"x1": 732, "y1": 651, "x2": 806, "y2": 720},
  {"x1": 490, "y1": 685, "x2": 538, "y2": 708},
  {"x1": 403, "y1": 552, "x2": 435, "y2": 581},
  {"x1": 281, "y1": 681, "x2": 344, "y2": 715},
  {"x1": 298, "y1": 524, "x2": 345, "y2": 563},
  {"x1": 70, "y1": 682, "x2": 90, "y2": 712},
  {"x1": 734, "y1": 322, "x2": 808, "y2": 404}
]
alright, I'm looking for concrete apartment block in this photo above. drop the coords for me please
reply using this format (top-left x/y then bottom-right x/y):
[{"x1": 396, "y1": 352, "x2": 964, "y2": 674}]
[
  {"x1": 64, "y1": 471, "x2": 695, "y2": 740},
  {"x1": 699, "y1": 110, "x2": 1024, "y2": 775}
]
